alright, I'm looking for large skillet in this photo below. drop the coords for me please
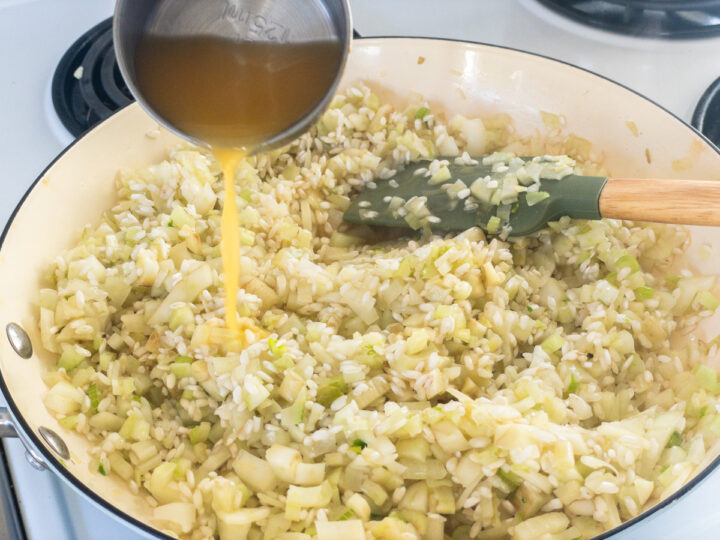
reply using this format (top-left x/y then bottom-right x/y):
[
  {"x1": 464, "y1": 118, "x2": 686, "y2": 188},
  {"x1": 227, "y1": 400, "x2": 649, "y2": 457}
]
[{"x1": 1, "y1": 38, "x2": 719, "y2": 539}]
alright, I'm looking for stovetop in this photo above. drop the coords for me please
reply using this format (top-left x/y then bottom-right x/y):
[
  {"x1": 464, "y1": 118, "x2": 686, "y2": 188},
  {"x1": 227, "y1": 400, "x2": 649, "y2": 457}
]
[
  {"x1": 49, "y1": 8, "x2": 720, "y2": 148},
  {"x1": 1, "y1": 0, "x2": 720, "y2": 539},
  {"x1": 52, "y1": 16, "x2": 132, "y2": 138}
]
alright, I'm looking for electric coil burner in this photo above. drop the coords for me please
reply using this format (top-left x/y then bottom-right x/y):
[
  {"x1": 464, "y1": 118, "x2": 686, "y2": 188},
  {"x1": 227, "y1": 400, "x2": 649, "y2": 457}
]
[
  {"x1": 51, "y1": 17, "x2": 133, "y2": 137},
  {"x1": 693, "y1": 76, "x2": 720, "y2": 148},
  {"x1": 536, "y1": 0, "x2": 720, "y2": 39}
]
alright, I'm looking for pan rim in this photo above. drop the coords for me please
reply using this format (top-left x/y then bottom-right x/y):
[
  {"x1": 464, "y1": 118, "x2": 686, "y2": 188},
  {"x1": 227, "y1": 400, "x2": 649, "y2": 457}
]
[{"x1": 1, "y1": 35, "x2": 719, "y2": 539}]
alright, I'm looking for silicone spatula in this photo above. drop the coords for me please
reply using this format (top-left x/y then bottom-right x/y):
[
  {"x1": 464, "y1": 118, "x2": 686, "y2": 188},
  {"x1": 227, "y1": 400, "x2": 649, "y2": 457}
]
[{"x1": 343, "y1": 157, "x2": 720, "y2": 236}]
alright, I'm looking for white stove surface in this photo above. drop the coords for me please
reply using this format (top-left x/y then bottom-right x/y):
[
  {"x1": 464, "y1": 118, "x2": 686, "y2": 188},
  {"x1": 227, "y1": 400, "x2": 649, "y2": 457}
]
[{"x1": 1, "y1": 0, "x2": 719, "y2": 538}]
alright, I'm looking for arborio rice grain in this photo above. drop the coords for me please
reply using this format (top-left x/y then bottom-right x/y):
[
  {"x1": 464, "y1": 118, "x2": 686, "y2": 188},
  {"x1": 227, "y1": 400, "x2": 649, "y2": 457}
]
[{"x1": 39, "y1": 85, "x2": 720, "y2": 540}]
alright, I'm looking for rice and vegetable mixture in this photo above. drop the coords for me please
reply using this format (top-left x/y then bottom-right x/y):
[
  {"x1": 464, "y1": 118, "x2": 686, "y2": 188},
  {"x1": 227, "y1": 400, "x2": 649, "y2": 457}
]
[{"x1": 39, "y1": 85, "x2": 720, "y2": 540}]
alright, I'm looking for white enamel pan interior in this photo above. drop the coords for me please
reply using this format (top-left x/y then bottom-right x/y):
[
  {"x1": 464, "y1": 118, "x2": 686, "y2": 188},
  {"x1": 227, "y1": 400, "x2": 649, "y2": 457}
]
[{"x1": 1, "y1": 38, "x2": 719, "y2": 539}]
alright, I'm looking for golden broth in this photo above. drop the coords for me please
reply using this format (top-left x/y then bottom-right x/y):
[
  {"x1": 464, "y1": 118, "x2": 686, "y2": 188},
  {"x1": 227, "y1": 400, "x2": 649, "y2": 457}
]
[
  {"x1": 135, "y1": 35, "x2": 343, "y2": 149},
  {"x1": 135, "y1": 35, "x2": 342, "y2": 339}
]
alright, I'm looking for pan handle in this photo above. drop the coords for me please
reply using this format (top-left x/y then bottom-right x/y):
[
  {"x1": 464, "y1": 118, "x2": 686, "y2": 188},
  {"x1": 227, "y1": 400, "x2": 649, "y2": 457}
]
[
  {"x1": 0, "y1": 410, "x2": 17, "y2": 439},
  {"x1": 0, "y1": 408, "x2": 47, "y2": 471}
]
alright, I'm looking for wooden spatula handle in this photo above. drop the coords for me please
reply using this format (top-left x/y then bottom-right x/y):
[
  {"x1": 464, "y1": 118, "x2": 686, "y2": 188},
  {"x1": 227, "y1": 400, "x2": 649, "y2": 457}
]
[{"x1": 599, "y1": 178, "x2": 720, "y2": 226}]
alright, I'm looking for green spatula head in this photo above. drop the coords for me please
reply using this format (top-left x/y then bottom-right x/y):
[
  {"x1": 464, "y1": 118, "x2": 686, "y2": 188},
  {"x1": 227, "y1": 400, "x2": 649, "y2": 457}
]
[{"x1": 344, "y1": 156, "x2": 607, "y2": 236}]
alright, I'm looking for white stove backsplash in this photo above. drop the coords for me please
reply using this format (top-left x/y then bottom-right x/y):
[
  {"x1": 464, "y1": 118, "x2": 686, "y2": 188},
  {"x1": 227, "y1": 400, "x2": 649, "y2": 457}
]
[{"x1": 1, "y1": 0, "x2": 719, "y2": 538}]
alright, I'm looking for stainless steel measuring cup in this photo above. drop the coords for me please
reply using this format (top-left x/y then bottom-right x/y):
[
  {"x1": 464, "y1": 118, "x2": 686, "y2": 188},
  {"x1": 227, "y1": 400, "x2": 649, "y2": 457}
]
[{"x1": 113, "y1": 0, "x2": 352, "y2": 154}]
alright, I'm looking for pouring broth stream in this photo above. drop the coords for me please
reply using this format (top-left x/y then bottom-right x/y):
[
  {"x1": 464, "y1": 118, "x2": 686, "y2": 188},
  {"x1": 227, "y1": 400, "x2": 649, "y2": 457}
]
[{"x1": 135, "y1": 34, "x2": 343, "y2": 341}]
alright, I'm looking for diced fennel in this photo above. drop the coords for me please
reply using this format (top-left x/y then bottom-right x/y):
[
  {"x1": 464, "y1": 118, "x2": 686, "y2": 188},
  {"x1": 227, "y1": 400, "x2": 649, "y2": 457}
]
[
  {"x1": 615, "y1": 255, "x2": 640, "y2": 274},
  {"x1": 233, "y1": 450, "x2": 277, "y2": 493},
  {"x1": 87, "y1": 383, "x2": 99, "y2": 413},
  {"x1": 243, "y1": 374, "x2": 270, "y2": 410},
  {"x1": 316, "y1": 376, "x2": 348, "y2": 406},
  {"x1": 316, "y1": 520, "x2": 365, "y2": 540},
  {"x1": 486, "y1": 216, "x2": 501, "y2": 234},
  {"x1": 130, "y1": 439, "x2": 158, "y2": 465},
  {"x1": 666, "y1": 431, "x2": 683, "y2": 448},
  {"x1": 431, "y1": 420, "x2": 469, "y2": 453},
  {"x1": 696, "y1": 290, "x2": 720, "y2": 311},
  {"x1": 268, "y1": 337, "x2": 286, "y2": 356},
  {"x1": 414, "y1": 106, "x2": 429, "y2": 120},
  {"x1": 169, "y1": 206, "x2": 195, "y2": 230},
  {"x1": 44, "y1": 381, "x2": 83, "y2": 414},
  {"x1": 153, "y1": 502, "x2": 196, "y2": 535},
  {"x1": 541, "y1": 334, "x2": 564, "y2": 353},
  {"x1": 189, "y1": 422, "x2": 211, "y2": 444},
  {"x1": 594, "y1": 281, "x2": 619, "y2": 305},
  {"x1": 512, "y1": 512, "x2": 569, "y2": 540},
  {"x1": 429, "y1": 165, "x2": 452, "y2": 184},
  {"x1": 119, "y1": 413, "x2": 150, "y2": 442},
  {"x1": 400, "y1": 458, "x2": 447, "y2": 480},
  {"x1": 266, "y1": 444, "x2": 302, "y2": 483},
  {"x1": 148, "y1": 462, "x2": 182, "y2": 504},
  {"x1": 286, "y1": 482, "x2": 333, "y2": 509},
  {"x1": 238, "y1": 228, "x2": 255, "y2": 246},
  {"x1": 195, "y1": 446, "x2": 231, "y2": 480},
  {"x1": 168, "y1": 305, "x2": 194, "y2": 331},
  {"x1": 370, "y1": 517, "x2": 419, "y2": 540},
  {"x1": 513, "y1": 483, "x2": 551, "y2": 519},
  {"x1": 148, "y1": 264, "x2": 213, "y2": 325},
  {"x1": 216, "y1": 508, "x2": 270, "y2": 540},
  {"x1": 635, "y1": 285, "x2": 655, "y2": 300},
  {"x1": 461, "y1": 118, "x2": 487, "y2": 155},
  {"x1": 526, "y1": 191, "x2": 550, "y2": 207},
  {"x1": 470, "y1": 176, "x2": 495, "y2": 203},
  {"x1": 396, "y1": 438, "x2": 430, "y2": 461},
  {"x1": 108, "y1": 451, "x2": 133, "y2": 481},
  {"x1": 295, "y1": 462, "x2": 325, "y2": 486},
  {"x1": 58, "y1": 415, "x2": 79, "y2": 430},
  {"x1": 360, "y1": 480, "x2": 387, "y2": 507},
  {"x1": 169, "y1": 362, "x2": 192, "y2": 379},
  {"x1": 336, "y1": 508, "x2": 355, "y2": 521},
  {"x1": 58, "y1": 347, "x2": 85, "y2": 371},
  {"x1": 350, "y1": 438, "x2": 368, "y2": 453},
  {"x1": 260, "y1": 513, "x2": 289, "y2": 539},
  {"x1": 281, "y1": 387, "x2": 307, "y2": 427},
  {"x1": 673, "y1": 276, "x2": 716, "y2": 314},
  {"x1": 567, "y1": 372, "x2": 579, "y2": 394},
  {"x1": 496, "y1": 468, "x2": 521, "y2": 490},
  {"x1": 98, "y1": 351, "x2": 114, "y2": 371},
  {"x1": 399, "y1": 481, "x2": 428, "y2": 512},
  {"x1": 273, "y1": 355, "x2": 294, "y2": 371},
  {"x1": 430, "y1": 485, "x2": 455, "y2": 514},
  {"x1": 347, "y1": 493, "x2": 371, "y2": 521},
  {"x1": 329, "y1": 232, "x2": 364, "y2": 248},
  {"x1": 426, "y1": 515, "x2": 445, "y2": 540},
  {"x1": 644, "y1": 410, "x2": 685, "y2": 473},
  {"x1": 406, "y1": 330, "x2": 428, "y2": 355},
  {"x1": 497, "y1": 203, "x2": 511, "y2": 224},
  {"x1": 89, "y1": 412, "x2": 124, "y2": 432},
  {"x1": 693, "y1": 364, "x2": 720, "y2": 394},
  {"x1": 499, "y1": 175, "x2": 518, "y2": 204}
]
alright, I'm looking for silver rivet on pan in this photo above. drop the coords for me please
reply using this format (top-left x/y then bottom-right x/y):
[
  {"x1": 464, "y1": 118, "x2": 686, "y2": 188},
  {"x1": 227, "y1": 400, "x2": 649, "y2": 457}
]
[
  {"x1": 38, "y1": 426, "x2": 70, "y2": 460},
  {"x1": 6, "y1": 323, "x2": 32, "y2": 359}
]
